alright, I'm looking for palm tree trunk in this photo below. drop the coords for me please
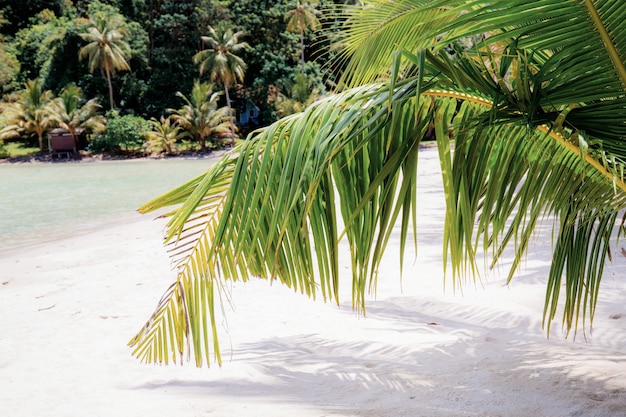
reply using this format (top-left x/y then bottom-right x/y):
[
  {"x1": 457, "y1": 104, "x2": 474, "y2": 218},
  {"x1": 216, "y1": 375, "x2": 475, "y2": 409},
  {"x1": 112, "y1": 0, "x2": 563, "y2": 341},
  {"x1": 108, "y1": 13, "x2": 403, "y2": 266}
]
[
  {"x1": 224, "y1": 85, "x2": 235, "y2": 142},
  {"x1": 196, "y1": 133, "x2": 205, "y2": 152},
  {"x1": 106, "y1": 69, "x2": 115, "y2": 110},
  {"x1": 69, "y1": 128, "x2": 79, "y2": 153},
  {"x1": 37, "y1": 131, "x2": 44, "y2": 153}
]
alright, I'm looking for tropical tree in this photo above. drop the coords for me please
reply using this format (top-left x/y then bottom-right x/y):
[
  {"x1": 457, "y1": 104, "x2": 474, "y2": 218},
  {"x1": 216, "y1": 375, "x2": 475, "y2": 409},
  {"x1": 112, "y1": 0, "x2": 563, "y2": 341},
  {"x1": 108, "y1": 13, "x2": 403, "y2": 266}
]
[
  {"x1": 274, "y1": 71, "x2": 322, "y2": 117},
  {"x1": 129, "y1": 1, "x2": 626, "y2": 367},
  {"x1": 285, "y1": 1, "x2": 321, "y2": 71},
  {"x1": 142, "y1": 116, "x2": 186, "y2": 155},
  {"x1": 0, "y1": 79, "x2": 56, "y2": 152},
  {"x1": 0, "y1": 12, "x2": 19, "y2": 94},
  {"x1": 53, "y1": 83, "x2": 106, "y2": 149},
  {"x1": 89, "y1": 112, "x2": 150, "y2": 155},
  {"x1": 79, "y1": 11, "x2": 131, "y2": 110},
  {"x1": 169, "y1": 80, "x2": 233, "y2": 151},
  {"x1": 193, "y1": 22, "x2": 249, "y2": 138}
]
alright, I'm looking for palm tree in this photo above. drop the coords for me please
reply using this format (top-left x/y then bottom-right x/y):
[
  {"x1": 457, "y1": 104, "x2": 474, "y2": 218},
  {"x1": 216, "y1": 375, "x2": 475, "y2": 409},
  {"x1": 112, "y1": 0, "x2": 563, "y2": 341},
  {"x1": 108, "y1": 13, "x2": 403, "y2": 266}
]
[
  {"x1": 168, "y1": 81, "x2": 232, "y2": 151},
  {"x1": 275, "y1": 72, "x2": 321, "y2": 117},
  {"x1": 53, "y1": 83, "x2": 106, "y2": 149},
  {"x1": 143, "y1": 116, "x2": 186, "y2": 155},
  {"x1": 0, "y1": 12, "x2": 18, "y2": 91},
  {"x1": 193, "y1": 22, "x2": 249, "y2": 138},
  {"x1": 285, "y1": 1, "x2": 321, "y2": 71},
  {"x1": 130, "y1": 1, "x2": 626, "y2": 367},
  {"x1": 79, "y1": 12, "x2": 131, "y2": 110},
  {"x1": 0, "y1": 80, "x2": 56, "y2": 152}
]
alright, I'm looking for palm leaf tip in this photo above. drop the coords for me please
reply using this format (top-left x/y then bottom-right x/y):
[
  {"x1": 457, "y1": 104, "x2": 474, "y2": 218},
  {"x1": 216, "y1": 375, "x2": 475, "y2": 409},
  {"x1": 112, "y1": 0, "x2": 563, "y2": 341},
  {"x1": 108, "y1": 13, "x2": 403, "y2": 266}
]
[{"x1": 130, "y1": 81, "x2": 433, "y2": 365}]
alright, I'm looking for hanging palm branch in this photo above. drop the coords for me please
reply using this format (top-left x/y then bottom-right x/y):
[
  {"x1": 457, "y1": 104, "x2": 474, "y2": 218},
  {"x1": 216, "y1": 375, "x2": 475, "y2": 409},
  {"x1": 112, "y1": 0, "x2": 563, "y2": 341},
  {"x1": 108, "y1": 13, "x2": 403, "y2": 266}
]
[{"x1": 130, "y1": 0, "x2": 626, "y2": 366}]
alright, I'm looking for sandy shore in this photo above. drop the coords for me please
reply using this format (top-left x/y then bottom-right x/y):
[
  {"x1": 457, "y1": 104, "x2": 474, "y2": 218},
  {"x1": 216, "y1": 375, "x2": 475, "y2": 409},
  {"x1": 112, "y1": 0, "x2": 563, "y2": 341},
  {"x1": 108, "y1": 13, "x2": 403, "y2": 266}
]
[{"x1": 2, "y1": 149, "x2": 626, "y2": 416}]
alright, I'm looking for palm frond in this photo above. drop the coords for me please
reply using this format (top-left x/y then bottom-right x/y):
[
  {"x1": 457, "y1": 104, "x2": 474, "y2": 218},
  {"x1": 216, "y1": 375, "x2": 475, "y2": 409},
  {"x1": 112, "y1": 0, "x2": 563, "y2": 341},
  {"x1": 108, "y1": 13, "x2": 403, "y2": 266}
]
[
  {"x1": 131, "y1": 71, "x2": 626, "y2": 366},
  {"x1": 130, "y1": 80, "x2": 435, "y2": 365},
  {"x1": 131, "y1": 1, "x2": 626, "y2": 366},
  {"x1": 340, "y1": 0, "x2": 626, "y2": 90}
]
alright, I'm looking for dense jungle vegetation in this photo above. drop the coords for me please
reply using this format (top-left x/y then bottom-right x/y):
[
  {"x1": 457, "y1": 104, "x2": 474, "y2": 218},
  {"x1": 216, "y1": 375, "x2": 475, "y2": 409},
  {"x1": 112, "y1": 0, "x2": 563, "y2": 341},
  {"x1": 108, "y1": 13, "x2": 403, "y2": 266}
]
[{"x1": 0, "y1": 0, "x2": 356, "y2": 157}]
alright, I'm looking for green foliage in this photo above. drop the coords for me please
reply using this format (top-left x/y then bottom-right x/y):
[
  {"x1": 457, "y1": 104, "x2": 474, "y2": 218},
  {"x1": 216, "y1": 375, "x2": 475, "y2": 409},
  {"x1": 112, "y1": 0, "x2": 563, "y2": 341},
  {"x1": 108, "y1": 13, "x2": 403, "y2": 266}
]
[
  {"x1": 9, "y1": 2, "x2": 149, "y2": 114},
  {"x1": 129, "y1": 0, "x2": 626, "y2": 367},
  {"x1": 0, "y1": 141, "x2": 39, "y2": 158},
  {"x1": 85, "y1": 0, "x2": 148, "y2": 68},
  {"x1": 273, "y1": 69, "x2": 324, "y2": 117},
  {"x1": 227, "y1": 0, "x2": 337, "y2": 128},
  {"x1": 99, "y1": 0, "x2": 148, "y2": 23},
  {"x1": 194, "y1": 22, "x2": 250, "y2": 87},
  {"x1": 0, "y1": 15, "x2": 19, "y2": 94},
  {"x1": 42, "y1": 25, "x2": 87, "y2": 93},
  {"x1": 285, "y1": 1, "x2": 322, "y2": 70},
  {"x1": 169, "y1": 80, "x2": 232, "y2": 150},
  {"x1": 0, "y1": 79, "x2": 57, "y2": 151},
  {"x1": 12, "y1": 10, "x2": 71, "y2": 84},
  {"x1": 79, "y1": 7, "x2": 132, "y2": 110},
  {"x1": 54, "y1": 82, "x2": 105, "y2": 148},
  {"x1": 194, "y1": 21, "x2": 250, "y2": 137},
  {"x1": 0, "y1": 140, "x2": 9, "y2": 158},
  {"x1": 0, "y1": 0, "x2": 64, "y2": 36},
  {"x1": 3, "y1": 0, "x2": 339, "y2": 127},
  {"x1": 89, "y1": 112, "x2": 150, "y2": 154},
  {"x1": 230, "y1": 0, "x2": 303, "y2": 126},
  {"x1": 142, "y1": 116, "x2": 186, "y2": 155},
  {"x1": 141, "y1": 0, "x2": 204, "y2": 116}
]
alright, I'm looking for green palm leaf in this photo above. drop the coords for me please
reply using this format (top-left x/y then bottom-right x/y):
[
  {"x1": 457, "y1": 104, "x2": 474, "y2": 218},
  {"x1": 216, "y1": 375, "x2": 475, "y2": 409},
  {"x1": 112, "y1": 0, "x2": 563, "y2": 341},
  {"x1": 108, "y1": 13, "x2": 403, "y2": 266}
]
[
  {"x1": 0, "y1": 80, "x2": 56, "y2": 151},
  {"x1": 131, "y1": 1, "x2": 626, "y2": 366}
]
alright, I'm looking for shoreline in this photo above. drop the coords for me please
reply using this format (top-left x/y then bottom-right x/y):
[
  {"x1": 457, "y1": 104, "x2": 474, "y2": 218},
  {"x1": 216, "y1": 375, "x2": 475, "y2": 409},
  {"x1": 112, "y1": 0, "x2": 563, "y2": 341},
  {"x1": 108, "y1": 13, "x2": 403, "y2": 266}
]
[
  {"x1": 0, "y1": 140, "x2": 439, "y2": 165},
  {"x1": 0, "y1": 154, "x2": 220, "y2": 255},
  {"x1": 0, "y1": 210, "x2": 149, "y2": 259},
  {"x1": 0, "y1": 149, "x2": 230, "y2": 165}
]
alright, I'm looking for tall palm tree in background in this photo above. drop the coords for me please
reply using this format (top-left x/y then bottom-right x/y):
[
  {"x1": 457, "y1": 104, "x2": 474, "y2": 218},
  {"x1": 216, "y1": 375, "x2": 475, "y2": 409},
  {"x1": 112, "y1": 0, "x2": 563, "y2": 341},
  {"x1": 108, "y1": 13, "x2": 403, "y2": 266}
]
[
  {"x1": 286, "y1": 2, "x2": 321, "y2": 71},
  {"x1": 79, "y1": 12, "x2": 131, "y2": 110},
  {"x1": 275, "y1": 71, "x2": 321, "y2": 117},
  {"x1": 168, "y1": 81, "x2": 232, "y2": 151},
  {"x1": 0, "y1": 12, "x2": 19, "y2": 92},
  {"x1": 54, "y1": 83, "x2": 105, "y2": 149},
  {"x1": 0, "y1": 80, "x2": 56, "y2": 152},
  {"x1": 130, "y1": 1, "x2": 626, "y2": 367},
  {"x1": 193, "y1": 22, "x2": 249, "y2": 139}
]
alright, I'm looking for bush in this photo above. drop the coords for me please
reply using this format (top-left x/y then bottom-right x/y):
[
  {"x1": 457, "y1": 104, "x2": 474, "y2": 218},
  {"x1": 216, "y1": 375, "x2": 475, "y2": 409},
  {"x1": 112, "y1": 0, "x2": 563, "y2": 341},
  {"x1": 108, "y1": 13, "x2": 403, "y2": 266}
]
[
  {"x1": 90, "y1": 113, "x2": 151, "y2": 155},
  {"x1": 0, "y1": 142, "x2": 9, "y2": 159}
]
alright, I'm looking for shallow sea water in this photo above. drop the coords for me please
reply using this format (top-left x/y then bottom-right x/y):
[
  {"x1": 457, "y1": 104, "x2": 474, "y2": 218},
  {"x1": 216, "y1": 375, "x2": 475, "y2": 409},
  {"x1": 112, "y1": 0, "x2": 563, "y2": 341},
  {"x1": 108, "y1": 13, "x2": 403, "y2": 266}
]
[{"x1": 0, "y1": 157, "x2": 215, "y2": 253}]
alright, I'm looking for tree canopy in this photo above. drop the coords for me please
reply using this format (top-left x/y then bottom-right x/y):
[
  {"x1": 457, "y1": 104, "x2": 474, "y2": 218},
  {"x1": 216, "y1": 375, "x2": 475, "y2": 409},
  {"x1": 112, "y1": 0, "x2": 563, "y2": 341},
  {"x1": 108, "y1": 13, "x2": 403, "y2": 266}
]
[
  {"x1": 0, "y1": 79, "x2": 56, "y2": 151},
  {"x1": 79, "y1": 10, "x2": 131, "y2": 109},
  {"x1": 193, "y1": 21, "x2": 250, "y2": 137},
  {"x1": 1, "y1": 0, "x2": 338, "y2": 122}
]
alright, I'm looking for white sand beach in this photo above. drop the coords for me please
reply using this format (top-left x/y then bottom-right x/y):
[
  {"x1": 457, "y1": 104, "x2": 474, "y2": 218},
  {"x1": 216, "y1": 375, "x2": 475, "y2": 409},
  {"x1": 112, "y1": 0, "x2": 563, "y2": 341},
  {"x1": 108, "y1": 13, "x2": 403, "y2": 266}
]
[{"x1": 1, "y1": 149, "x2": 626, "y2": 416}]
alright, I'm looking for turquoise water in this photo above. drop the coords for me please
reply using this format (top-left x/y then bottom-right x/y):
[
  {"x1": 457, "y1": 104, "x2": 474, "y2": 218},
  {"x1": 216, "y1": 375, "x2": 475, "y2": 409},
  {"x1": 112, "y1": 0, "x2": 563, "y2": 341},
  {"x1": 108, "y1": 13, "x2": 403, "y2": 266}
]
[{"x1": 0, "y1": 158, "x2": 215, "y2": 252}]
